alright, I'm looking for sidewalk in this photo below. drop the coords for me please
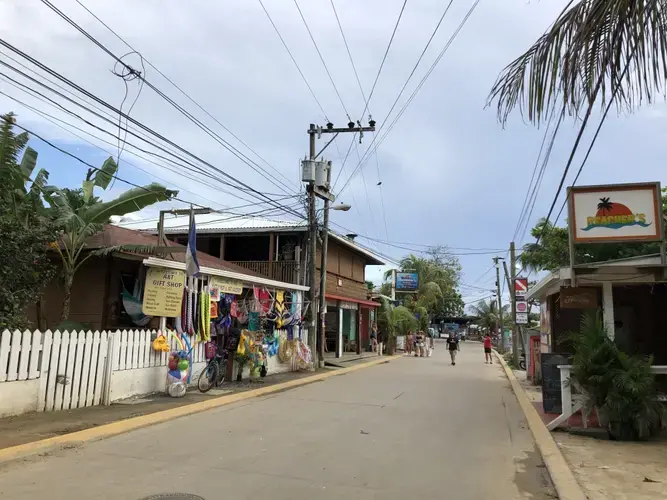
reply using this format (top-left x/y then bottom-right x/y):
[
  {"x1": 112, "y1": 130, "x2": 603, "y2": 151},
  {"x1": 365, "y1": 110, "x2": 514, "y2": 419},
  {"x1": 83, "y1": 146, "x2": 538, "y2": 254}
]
[
  {"x1": 0, "y1": 368, "x2": 325, "y2": 450},
  {"x1": 512, "y1": 369, "x2": 667, "y2": 500}
]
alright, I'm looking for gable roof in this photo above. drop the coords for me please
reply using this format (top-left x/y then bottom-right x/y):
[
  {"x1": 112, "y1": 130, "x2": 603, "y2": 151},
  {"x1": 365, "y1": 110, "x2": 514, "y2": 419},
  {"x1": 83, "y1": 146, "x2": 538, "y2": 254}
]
[
  {"x1": 120, "y1": 214, "x2": 306, "y2": 234},
  {"x1": 85, "y1": 225, "x2": 266, "y2": 277},
  {"x1": 117, "y1": 214, "x2": 385, "y2": 265}
]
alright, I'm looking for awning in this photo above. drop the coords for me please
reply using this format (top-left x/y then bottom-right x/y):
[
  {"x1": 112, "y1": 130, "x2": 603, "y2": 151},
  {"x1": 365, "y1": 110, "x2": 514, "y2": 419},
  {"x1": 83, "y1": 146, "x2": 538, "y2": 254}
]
[
  {"x1": 143, "y1": 256, "x2": 310, "y2": 292},
  {"x1": 325, "y1": 293, "x2": 380, "y2": 308}
]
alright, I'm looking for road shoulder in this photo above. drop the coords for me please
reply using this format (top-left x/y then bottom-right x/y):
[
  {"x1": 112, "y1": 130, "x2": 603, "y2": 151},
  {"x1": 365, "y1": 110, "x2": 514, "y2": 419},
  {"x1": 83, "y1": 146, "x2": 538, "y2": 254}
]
[
  {"x1": 0, "y1": 355, "x2": 398, "y2": 465},
  {"x1": 495, "y1": 350, "x2": 588, "y2": 500}
]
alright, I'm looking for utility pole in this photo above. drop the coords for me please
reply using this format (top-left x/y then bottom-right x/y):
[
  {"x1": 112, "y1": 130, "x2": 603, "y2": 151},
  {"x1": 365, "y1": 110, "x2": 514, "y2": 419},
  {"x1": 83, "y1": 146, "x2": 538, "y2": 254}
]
[
  {"x1": 318, "y1": 161, "x2": 332, "y2": 366},
  {"x1": 493, "y1": 256, "x2": 505, "y2": 352},
  {"x1": 308, "y1": 124, "x2": 318, "y2": 368},
  {"x1": 509, "y1": 241, "x2": 519, "y2": 366},
  {"x1": 307, "y1": 120, "x2": 375, "y2": 367}
]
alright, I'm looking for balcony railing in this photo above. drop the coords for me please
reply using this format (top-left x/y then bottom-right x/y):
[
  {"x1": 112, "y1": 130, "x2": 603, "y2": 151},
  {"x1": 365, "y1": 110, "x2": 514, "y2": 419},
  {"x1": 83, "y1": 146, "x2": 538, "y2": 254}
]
[{"x1": 228, "y1": 260, "x2": 299, "y2": 284}]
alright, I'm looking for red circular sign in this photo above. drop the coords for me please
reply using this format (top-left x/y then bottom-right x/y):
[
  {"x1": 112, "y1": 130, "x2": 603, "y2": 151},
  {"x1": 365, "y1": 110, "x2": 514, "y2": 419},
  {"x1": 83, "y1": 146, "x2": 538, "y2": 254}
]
[{"x1": 516, "y1": 302, "x2": 527, "y2": 313}]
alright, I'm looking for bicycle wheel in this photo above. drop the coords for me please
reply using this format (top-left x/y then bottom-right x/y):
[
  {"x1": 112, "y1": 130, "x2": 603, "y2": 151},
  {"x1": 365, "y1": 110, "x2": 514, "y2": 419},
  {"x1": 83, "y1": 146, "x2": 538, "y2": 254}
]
[
  {"x1": 197, "y1": 361, "x2": 219, "y2": 393},
  {"x1": 216, "y1": 360, "x2": 227, "y2": 385}
]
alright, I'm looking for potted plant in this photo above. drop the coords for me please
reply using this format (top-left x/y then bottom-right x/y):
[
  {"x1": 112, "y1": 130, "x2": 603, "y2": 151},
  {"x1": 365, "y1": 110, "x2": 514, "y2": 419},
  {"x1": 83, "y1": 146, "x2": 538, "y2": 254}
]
[
  {"x1": 234, "y1": 352, "x2": 251, "y2": 382},
  {"x1": 566, "y1": 312, "x2": 663, "y2": 440},
  {"x1": 281, "y1": 241, "x2": 295, "y2": 261}
]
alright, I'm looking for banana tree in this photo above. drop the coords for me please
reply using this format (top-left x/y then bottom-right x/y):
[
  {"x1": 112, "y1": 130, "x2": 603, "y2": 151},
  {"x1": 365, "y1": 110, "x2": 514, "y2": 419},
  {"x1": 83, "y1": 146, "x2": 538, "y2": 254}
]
[{"x1": 46, "y1": 178, "x2": 177, "y2": 321}]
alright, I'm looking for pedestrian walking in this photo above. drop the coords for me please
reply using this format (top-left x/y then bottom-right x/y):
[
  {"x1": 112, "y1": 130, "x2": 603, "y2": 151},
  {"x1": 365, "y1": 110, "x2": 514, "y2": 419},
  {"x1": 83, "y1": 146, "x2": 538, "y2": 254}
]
[
  {"x1": 446, "y1": 334, "x2": 459, "y2": 365},
  {"x1": 370, "y1": 322, "x2": 378, "y2": 353},
  {"x1": 406, "y1": 330, "x2": 414, "y2": 355},
  {"x1": 483, "y1": 333, "x2": 493, "y2": 364}
]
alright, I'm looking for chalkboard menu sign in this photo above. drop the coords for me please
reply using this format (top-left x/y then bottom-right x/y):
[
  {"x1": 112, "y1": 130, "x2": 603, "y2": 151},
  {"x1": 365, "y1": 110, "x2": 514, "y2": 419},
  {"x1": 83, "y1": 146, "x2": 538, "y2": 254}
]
[{"x1": 541, "y1": 353, "x2": 572, "y2": 414}]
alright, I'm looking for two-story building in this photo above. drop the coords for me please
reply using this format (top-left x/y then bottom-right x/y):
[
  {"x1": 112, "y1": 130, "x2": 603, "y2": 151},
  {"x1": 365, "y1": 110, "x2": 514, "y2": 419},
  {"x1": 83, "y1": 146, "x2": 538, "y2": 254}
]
[{"x1": 123, "y1": 214, "x2": 384, "y2": 357}]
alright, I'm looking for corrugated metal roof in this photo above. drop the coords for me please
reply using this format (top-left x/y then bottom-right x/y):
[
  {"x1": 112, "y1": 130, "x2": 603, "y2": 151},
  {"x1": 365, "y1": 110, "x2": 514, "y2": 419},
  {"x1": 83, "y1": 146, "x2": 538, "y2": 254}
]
[
  {"x1": 118, "y1": 214, "x2": 307, "y2": 234},
  {"x1": 116, "y1": 214, "x2": 384, "y2": 265}
]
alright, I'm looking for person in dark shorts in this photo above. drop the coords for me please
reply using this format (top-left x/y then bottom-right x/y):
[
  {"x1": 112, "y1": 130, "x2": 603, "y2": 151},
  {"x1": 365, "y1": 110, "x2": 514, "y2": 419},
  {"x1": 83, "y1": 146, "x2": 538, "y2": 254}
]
[
  {"x1": 446, "y1": 334, "x2": 459, "y2": 365},
  {"x1": 483, "y1": 333, "x2": 493, "y2": 364}
]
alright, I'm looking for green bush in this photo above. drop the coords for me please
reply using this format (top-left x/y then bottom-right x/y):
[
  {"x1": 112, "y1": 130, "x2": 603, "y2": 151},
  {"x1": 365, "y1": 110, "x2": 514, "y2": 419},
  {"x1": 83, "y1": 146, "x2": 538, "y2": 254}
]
[{"x1": 566, "y1": 312, "x2": 663, "y2": 440}]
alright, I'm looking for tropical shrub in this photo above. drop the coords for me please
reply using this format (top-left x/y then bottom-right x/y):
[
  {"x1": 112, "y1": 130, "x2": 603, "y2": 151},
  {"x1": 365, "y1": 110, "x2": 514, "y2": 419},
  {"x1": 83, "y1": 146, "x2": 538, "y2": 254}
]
[{"x1": 567, "y1": 312, "x2": 663, "y2": 440}]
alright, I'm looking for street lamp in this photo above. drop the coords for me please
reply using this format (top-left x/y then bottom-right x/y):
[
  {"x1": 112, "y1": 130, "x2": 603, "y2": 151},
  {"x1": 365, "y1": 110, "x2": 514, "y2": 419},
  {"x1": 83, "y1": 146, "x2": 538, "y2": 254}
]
[{"x1": 318, "y1": 200, "x2": 352, "y2": 366}]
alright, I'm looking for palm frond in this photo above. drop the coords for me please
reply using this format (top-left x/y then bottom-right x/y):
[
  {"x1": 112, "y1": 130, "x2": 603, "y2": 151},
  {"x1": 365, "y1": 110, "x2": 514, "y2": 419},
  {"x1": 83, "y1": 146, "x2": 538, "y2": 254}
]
[
  {"x1": 488, "y1": 0, "x2": 667, "y2": 125},
  {"x1": 19, "y1": 146, "x2": 38, "y2": 180},
  {"x1": 90, "y1": 244, "x2": 164, "y2": 257},
  {"x1": 79, "y1": 183, "x2": 177, "y2": 224}
]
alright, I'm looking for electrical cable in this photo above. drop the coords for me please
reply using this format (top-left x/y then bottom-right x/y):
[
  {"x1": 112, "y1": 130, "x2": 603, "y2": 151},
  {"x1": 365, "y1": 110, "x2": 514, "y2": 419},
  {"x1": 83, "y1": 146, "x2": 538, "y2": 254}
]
[
  {"x1": 0, "y1": 64, "x2": 291, "y2": 207},
  {"x1": 73, "y1": 0, "x2": 297, "y2": 191},
  {"x1": 358, "y1": 0, "x2": 409, "y2": 122},
  {"x1": 0, "y1": 48, "x2": 212, "y2": 179},
  {"x1": 0, "y1": 84, "x2": 292, "y2": 211},
  {"x1": 512, "y1": 105, "x2": 558, "y2": 242},
  {"x1": 0, "y1": 41, "x2": 304, "y2": 219},
  {"x1": 293, "y1": 0, "x2": 350, "y2": 119},
  {"x1": 331, "y1": 0, "x2": 417, "y2": 190},
  {"x1": 515, "y1": 109, "x2": 564, "y2": 244},
  {"x1": 337, "y1": 0, "x2": 472, "y2": 194},
  {"x1": 8, "y1": 115, "x2": 306, "y2": 225},
  {"x1": 38, "y1": 0, "x2": 297, "y2": 196},
  {"x1": 257, "y1": 0, "x2": 329, "y2": 120}
]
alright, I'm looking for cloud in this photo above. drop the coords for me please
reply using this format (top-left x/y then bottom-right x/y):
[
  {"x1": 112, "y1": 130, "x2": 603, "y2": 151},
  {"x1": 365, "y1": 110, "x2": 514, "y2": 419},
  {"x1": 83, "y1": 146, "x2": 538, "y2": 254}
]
[{"x1": 2, "y1": 0, "x2": 665, "y2": 299}]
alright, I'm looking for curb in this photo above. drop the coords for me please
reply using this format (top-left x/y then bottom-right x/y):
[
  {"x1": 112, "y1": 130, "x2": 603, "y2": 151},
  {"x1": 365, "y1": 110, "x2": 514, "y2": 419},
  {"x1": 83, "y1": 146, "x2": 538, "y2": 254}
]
[
  {"x1": 494, "y1": 351, "x2": 587, "y2": 500},
  {"x1": 0, "y1": 355, "x2": 399, "y2": 465}
]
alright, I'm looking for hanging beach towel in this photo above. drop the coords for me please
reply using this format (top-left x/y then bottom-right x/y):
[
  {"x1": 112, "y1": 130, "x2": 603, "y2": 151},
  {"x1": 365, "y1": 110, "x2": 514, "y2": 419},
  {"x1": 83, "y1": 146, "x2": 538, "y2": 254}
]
[{"x1": 121, "y1": 279, "x2": 152, "y2": 327}]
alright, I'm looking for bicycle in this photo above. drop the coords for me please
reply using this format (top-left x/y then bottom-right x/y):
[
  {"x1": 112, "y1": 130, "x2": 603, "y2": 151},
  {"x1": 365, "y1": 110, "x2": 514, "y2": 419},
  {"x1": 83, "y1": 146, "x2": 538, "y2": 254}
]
[{"x1": 197, "y1": 344, "x2": 229, "y2": 393}]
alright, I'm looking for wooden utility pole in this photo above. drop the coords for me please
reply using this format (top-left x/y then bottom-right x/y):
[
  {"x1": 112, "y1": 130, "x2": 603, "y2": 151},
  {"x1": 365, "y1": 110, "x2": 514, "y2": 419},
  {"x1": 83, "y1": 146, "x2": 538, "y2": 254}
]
[
  {"x1": 509, "y1": 241, "x2": 519, "y2": 365},
  {"x1": 307, "y1": 121, "x2": 375, "y2": 367},
  {"x1": 493, "y1": 256, "x2": 505, "y2": 352},
  {"x1": 307, "y1": 124, "x2": 318, "y2": 367}
]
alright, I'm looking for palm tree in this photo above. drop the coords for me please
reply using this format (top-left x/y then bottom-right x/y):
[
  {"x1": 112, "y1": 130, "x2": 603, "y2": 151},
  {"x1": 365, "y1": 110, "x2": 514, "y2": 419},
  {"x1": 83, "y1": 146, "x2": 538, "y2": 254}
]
[
  {"x1": 0, "y1": 113, "x2": 50, "y2": 220},
  {"x1": 377, "y1": 298, "x2": 418, "y2": 353},
  {"x1": 46, "y1": 158, "x2": 177, "y2": 321},
  {"x1": 488, "y1": 1, "x2": 667, "y2": 126},
  {"x1": 468, "y1": 299, "x2": 509, "y2": 333},
  {"x1": 597, "y1": 197, "x2": 614, "y2": 214}
]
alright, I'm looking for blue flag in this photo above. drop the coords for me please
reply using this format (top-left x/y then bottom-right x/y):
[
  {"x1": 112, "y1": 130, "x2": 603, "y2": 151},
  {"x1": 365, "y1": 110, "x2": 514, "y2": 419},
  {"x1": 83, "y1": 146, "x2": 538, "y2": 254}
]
[{"x1": 185, "y1": 216, "x2": 200, "y2": 277}]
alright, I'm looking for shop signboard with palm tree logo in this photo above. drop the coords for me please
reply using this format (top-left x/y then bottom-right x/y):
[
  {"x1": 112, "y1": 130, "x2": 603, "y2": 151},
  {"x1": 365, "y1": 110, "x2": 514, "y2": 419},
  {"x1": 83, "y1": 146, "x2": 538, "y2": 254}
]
[{"x1": 569, "y1": 182, "x2": 663, "y2": 244}]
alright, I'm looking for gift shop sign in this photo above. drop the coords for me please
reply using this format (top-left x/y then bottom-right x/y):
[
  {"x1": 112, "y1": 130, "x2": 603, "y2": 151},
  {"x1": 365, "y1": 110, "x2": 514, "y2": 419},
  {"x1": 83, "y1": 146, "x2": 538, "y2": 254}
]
[
  {"x1": 569, "y1": 182, "x2": 662, "y2": 243},
  {"x1": 210, "y1": 277, "x2": 244, "y2": 295},
  {"x1": 142, "y1": 267, "x2": 186, "y2": 317}
]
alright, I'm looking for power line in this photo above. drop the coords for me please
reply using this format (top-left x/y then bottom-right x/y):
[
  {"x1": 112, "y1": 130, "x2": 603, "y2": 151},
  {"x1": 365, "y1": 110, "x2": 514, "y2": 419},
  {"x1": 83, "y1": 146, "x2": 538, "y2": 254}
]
[
  {"x1": 329, "y1": 0, "x2": 366, "y2": 105},
  {"x1": 553, "y1": 75, "x2": 624, "y2": 226},
  {"x1": 257, "y1": 0, "x2": 329, "y2": 120},
  {"x1": 0, "y1": 63, "x2": 292, "y2": 209},
  {"x1": 0, "y1": 40, "x2": 304, "y2": 220},
  {"x1": 512, "y1": 105, "x2": 558, "y2": 242},
  {"x1": 0, "y1": 48, "x2": 215, "y2": 177},
  {"x1": 359, "y1": 0, "x2": 409, "y2": 122},
  {"x1": 2, "y1": 84, "x2": 304, "y2": 220},
  {"x1": 38, "y1": 0, "x2": 297, "y2": 196},
  {"x1": 331, "y1": 0, "x2": 416, "y2": 190},
  {"x1": 0, "y1": 73, "x2": 292, "y2": 208},
  {"x1": 8, "y1": 115, "x2": 306, "y2": 226},
  {"x1": 293, "y1": 0, "x2": 350, "y2": 118},
  {"x1": 337, "y1": 0, "x2": 466, "y2": 194},
  {"x1": 515, "y1": 109, "x2": 564, "y2": 244},
  {"x1": 73, "y1": 0, "x2": 298, "y2": 191}
]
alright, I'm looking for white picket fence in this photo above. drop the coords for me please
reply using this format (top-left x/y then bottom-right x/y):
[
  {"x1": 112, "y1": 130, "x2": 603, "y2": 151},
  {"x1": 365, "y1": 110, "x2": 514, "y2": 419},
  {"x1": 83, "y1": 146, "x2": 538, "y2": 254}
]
[{"x1": 0, "y1": 329, "x2": 206, "y2": 417}]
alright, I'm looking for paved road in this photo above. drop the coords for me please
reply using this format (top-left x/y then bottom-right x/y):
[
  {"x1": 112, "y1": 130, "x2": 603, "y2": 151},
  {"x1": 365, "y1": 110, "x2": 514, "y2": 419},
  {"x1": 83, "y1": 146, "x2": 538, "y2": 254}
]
[{"x1": 0, "y1": 342, "x2": 554, "y2": 499}]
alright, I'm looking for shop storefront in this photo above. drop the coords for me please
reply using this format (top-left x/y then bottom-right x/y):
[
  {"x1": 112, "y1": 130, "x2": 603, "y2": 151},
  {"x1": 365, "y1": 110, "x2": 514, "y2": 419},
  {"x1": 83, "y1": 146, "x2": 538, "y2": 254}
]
[
  {"x1": 324, "y1": 294, "x2": 379, "y2": 357},
  {"x1": 141, "y1": 257, "x2": 311, "y2": 385}
]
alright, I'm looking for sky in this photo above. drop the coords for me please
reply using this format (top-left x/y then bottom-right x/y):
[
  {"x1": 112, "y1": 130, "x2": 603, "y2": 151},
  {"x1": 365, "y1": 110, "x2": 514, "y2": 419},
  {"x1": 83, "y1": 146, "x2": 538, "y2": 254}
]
[{"x1": 2, "y1": 0, "x2": 667, "y2": 310}]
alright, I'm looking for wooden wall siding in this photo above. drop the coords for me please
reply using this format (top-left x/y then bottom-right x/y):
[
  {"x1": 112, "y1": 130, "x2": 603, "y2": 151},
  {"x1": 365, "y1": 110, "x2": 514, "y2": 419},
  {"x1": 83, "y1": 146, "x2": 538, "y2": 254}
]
[
  {"x1": 326, "y1": 273, "x2": 369, "y2": 301},
  {"x1": 28, "y1": 257, "x2": 110, "y2": 331}
]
